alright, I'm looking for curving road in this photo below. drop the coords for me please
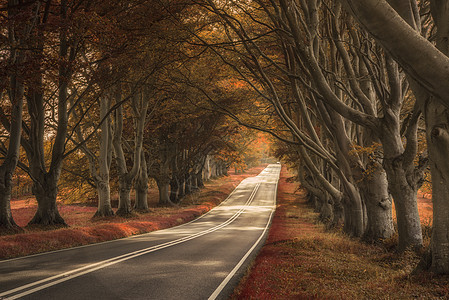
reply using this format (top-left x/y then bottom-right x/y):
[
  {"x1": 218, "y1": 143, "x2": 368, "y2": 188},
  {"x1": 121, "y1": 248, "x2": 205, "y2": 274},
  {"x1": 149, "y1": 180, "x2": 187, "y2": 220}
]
[{"x1": 0, "y1": 164, "x2": 281, "y2": 300}]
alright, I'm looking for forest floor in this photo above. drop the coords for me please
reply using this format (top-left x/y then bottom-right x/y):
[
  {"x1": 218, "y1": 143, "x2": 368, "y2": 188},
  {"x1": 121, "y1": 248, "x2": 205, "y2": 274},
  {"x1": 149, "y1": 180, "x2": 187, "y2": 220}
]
[
  {"x1": 232, "y1": 166, "x2": 448, "y2": 299},
  {"x1": 0, "y1": 165, "x2": 267, "y2": 260}
]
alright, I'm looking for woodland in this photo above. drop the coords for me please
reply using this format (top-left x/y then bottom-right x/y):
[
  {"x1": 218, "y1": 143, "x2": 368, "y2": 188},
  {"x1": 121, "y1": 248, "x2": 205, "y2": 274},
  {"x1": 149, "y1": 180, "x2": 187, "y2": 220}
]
[{"x1": 1, "y1": 0, "x2": 449, "y2": 277}]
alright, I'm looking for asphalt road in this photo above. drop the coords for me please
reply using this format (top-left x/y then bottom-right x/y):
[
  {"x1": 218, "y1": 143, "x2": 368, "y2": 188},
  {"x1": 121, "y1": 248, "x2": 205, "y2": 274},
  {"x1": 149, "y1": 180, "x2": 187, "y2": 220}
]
[{"x1": 0, "y1": 164, "x2": 281, "y2": 300}]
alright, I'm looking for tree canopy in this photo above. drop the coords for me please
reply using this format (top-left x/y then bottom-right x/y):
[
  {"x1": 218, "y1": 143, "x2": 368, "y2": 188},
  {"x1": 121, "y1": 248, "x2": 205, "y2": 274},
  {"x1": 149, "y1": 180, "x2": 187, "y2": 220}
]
[{"x1": 1, "y1": 0, "x2": 449, "y2": 275}]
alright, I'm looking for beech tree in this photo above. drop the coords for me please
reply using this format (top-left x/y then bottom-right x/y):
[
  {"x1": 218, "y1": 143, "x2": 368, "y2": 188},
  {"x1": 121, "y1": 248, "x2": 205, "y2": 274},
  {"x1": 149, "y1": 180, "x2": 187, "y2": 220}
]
[
  {"x1": 0, "y1": 0, "x2": 30, "y2": 230},
  {"x1": 337, "y1": 0, "x2": 449, "y2": 274},
  {"x1": 194, "y1": 0, "x2": 430, "y2": 246},
  {"x1": 275, "y1": 0, "x2": 425, "y2": 248}
]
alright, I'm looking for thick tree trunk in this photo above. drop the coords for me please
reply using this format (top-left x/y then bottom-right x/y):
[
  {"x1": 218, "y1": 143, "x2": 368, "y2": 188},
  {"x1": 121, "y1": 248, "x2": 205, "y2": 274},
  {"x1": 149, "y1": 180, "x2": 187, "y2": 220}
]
[
  {"x1": 94, "y1": 178, "x2": 114, "y2": 217},
  {"x1": 29, "y1": 176, "x2": 66, "y2": 226},
  {"x1": 203, "y1": 156, "x2": 211, "y2": 181},
  {"x1": 116, "y1": 177, "x2": 133, "y2": 216},
  {"x1": 135, "y1": 186, "x2": 148, "y2": 211},
  {"x1": 0, "y1": 180, "x2": 18, "y2": 230},
  {"x1": 342, "y1": 180, "x2": 364, "y2": 237},
  {"x1": 362, "y1": 167, "x2": 394, "y2": 241},
  {"x1": 313, "y1": 196, "x2": 322, "y2": 213},
  {"x1": 214, "y1": 163, "x2": 221, "y2": 177},
  {"x1": 93, "y1": 96, "x2": 114, "y2": 217},
  {"x1": 379, "y1": 111, "x2": 423, "y2": 249},
  {"x1": 425, "y1": 99, "x2": 449, "y2": 273},
  {"x1": 383, "y1": 158, "x2": 422, "y2": 249},
  {"x1": 0, "y1": 72, "x2": 24, "y2": 230},
  {"x1": 27, "y1": 83, "x2": 68, "y2": 227},
  {"x1": 157, "y1": 178, "x2": 172, "y2": 206},
  {"x1": 26, "y1": 5, "x2": 71, "y2": 227}
]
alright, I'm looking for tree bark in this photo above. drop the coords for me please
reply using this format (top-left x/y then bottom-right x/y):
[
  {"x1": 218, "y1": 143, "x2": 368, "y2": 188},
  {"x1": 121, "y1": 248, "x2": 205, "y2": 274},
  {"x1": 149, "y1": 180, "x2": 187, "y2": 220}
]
[
  {"x1": 29, "y1": 174, "x2": 66, "y2": 226},
  {"x1": 185, "y1": 172, "x2": 192, "y2": 195},
  {"x1": 339, "y1": 0, "x2": 449, "y2": 105},
  {"x1": 113, "y1": 88, "x2": 148, "y2": 216},
  {"x1": 27, "y1": 1, "x2": 72, "y2": 226},
  {"x1": 425, "y1": 99, "x2": 449, "y2": 273},
  {"x1": 341, "y1": 178, "x2": 365, "y2": 237},
  {"x1": 94, "y1": 178, "x2": 114, "y2": 217},
  {"x1": 190, "y1": 171, "x2": 199, "y2": 190},
  {"x1": 169, "y1": 151, "x2": 180, "y2": 203},
  {"x1": 134, "y1": 151, "x2": 149, "y2": 211},
  {"x1": 0, "y1": 0, "x2": 27, "y2": 230},
  {"x1": 93, "y1": 95, "x2": 114, "y2": 217},
  {"x1": 361, "y1": 165, "x2": 394, "y2": 241},
  {"x1": 117, "y1": 177, "x2": 133, "y2": 216},
  {"x1": 0, "y1": 74, "x2": 23, "y2": 230},
  {"x1": 157, "y1": 177, "x2": 171, "y2": 206},
  {"x1": 170, "y1": 176, "x2": 180, "y2": 203},
  {"x1": 196, "y1": 170, "x2": 205, "y2": 189}
]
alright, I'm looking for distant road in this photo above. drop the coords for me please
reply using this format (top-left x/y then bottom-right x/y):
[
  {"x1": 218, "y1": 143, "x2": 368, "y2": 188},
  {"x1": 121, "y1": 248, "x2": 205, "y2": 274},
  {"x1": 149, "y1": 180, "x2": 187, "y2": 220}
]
[{"x1": 0, "y1": 164, "x2": 281, "y2": 300}]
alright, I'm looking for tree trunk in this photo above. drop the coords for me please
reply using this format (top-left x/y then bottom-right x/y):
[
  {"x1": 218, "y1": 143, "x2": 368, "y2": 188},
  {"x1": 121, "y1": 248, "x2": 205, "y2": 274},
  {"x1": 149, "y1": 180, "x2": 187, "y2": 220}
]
[
  {"x1": 134, "y1": 152, "x2": 149, "y2": 212},
  {"x1": 93, "y1": 95, "x2": 114, "y2": 217},
  {"x1": 191, "y1": 171, "x2": 198, "y2": 190},
  {"x1": 169, "y1": 152, "x2": 180, "y2": 203},
  {"x1": 222, "y1": 165, "x2": 228, "y2": 176},
  {"x1": 379, "y1": 110, "x2": 423, "y2": 249},
  {"x1": 170, "y1": 176, "x2": 180, "y2": 203},
  {"x1": 0, "y1": 72, "x2": 24, "y2": 230},
  {"x1": 196, "y1": 171, "x2": 205, "y2": 189},
  {"x1": 178, "y1": 174, "x2": 186, "y2": 199},
  {"x1": 0, "y1": 1, "x2": 26, "y2": 229},
  {"x1": 185, "y1": 173, "x2": 192, "y2": 195},
  {"x1": 425, "y1": 99, "x2": 449, "y2": 273},
  {"x1": 319, "y1": 195, "x2": 333, "y2": 223},
  {"x1": 383, "y1": 159, "x2": 422, "y2": 250},
  {"x1": 342, "y1": 180, "x2": 364, "y2": 237},
  {"x1": 116, "y1": 177, "x2": 133, "y2": 216},
  {"x1": 331, "y1": 199, "x2": 344, "y2": 228},
  {"x1": 94, "y1": 178, "x2": 114, "y2": 217},
  {"x1": 362, "y1": 166, "x2": 394, "y2": 241},
  {"x1": 112, "y1": 88, "x2": 148, "y2": 217},
  {"x1": 0, "y1": 177, "x2": 18, "y2": 230},
  {"x1": 203, "y1": 156, "x2": 211, "y2": 180},
  {"x1": 157, "y1": 178, "x2": 171, "y2": 206},
  {"x1": 28, "y1": 175, "x2": 66, "y2": 226}
]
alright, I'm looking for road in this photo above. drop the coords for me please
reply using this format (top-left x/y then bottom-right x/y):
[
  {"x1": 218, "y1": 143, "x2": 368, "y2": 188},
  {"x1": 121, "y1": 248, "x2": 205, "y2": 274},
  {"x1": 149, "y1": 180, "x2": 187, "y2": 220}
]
[{"x1": 0, "y1": 164, "x2": 281, "y2": 300}]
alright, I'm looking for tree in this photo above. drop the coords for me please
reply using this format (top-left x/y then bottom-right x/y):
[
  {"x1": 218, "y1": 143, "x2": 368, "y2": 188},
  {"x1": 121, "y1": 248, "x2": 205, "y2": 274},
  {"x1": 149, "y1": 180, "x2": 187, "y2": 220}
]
[
  {"x1": 0, "y1": 0, "x2": 29, "y2": 230},
  {"x1": 338, "y1": 0, "x2": 449, "y2": 275}
]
